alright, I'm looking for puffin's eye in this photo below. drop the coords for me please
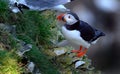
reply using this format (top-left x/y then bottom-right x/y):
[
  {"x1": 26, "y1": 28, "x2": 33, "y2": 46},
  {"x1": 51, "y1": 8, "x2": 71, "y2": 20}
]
[{"x1": 68, "y1": 16, "x2": 70, "y2": 18}]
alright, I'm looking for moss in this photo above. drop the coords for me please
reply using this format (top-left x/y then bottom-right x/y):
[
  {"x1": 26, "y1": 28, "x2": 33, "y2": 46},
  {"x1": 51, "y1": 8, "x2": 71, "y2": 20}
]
[{"x1": 0, "y1": 50, "x2": 22, "y2": 74}]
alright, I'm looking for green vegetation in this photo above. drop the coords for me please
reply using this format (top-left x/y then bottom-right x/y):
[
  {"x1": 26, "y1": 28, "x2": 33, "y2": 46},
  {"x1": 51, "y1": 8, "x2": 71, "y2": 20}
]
[
  {"x1": 18, "y1": 35, "x2": 60, "y2": 74},
  {"x1": 0, "y1": 0, "x2": 59, "y2": 74},
  {"x1": 0, "y1": 50, "x2": 22, "y2": 74}
]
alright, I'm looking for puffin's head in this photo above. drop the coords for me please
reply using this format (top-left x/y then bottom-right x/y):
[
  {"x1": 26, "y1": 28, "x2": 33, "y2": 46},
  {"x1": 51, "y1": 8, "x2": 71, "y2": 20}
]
[{"x1": 57, "y1": 12, "x2": 79, "y2": 25}]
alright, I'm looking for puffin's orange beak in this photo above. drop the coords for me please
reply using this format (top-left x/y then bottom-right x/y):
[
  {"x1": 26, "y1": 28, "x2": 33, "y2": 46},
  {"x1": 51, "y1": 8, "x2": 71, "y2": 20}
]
[{"x1": 57, "y1": 14, "x2": 65, "y2": 21}]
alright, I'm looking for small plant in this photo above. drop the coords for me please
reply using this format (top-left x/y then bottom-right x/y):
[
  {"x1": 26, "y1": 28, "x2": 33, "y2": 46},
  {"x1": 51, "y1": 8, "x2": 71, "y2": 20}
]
[{"x1": 0, "y1": 50, "x2": 22, "y2": 74}]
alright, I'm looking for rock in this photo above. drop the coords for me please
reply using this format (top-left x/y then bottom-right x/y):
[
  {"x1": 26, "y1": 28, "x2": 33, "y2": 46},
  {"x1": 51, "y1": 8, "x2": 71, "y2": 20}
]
[
  {"x1": 16, "y1": 41, "x2": 32, "y2": 57},
  {"x1": 75, "y1": 61, "x2": 85, "y2": 69},
  {"x1": 33, "y1": 67, "x2": 42, "y2": 74},
  {"x1": 0, "y1": 23, "x2": 16, "y2": 33},
  {"x1": 54, "y1": 47, "x2": 67, "y2": 56},
  {"x1": 0, "y1": 23, "x2": 9, "y2": 32},
  {"x1": 0, "y1": 43, "x2": 5, "y2": 50},
  {"x1": 27, "y1": 62, "x2": 35, "y2": 73}
]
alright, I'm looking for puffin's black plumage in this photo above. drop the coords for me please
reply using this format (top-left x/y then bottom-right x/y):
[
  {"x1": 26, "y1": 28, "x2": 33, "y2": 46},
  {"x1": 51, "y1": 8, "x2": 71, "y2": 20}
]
[
  {"x1": 65, "y1": 20, "x2": 105, "y2": 43},
  {"x1": 57, "y1": 12, "x2": 105, "y2": 57},
  {"x1": 57, "y1": 12, "x2": 106, "y2": 57}
]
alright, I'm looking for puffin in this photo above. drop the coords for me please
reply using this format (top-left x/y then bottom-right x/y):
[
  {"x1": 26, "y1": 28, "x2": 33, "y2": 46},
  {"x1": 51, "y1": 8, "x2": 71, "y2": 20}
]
[
  {"x1": 57, "y1": 12, "x2": 105, "y2": 57},
  {"x1": 9, "y1": 0, "x2": 74, "y2": 13}
]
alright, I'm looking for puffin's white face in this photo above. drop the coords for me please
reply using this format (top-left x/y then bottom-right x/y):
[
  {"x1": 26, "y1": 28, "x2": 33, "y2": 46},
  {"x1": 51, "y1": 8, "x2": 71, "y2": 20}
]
[
  {"x1": 63, "y1": 14, "x2": 78, "y2": 25},
  {"x1": 57, "y1": 13, "x2": 79, "y2": 25}
]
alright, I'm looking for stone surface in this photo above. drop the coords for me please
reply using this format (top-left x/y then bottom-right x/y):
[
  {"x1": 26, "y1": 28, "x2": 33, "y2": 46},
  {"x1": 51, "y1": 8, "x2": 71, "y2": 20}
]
[
  {"x1": 54, "y1": 47, "x2": 67, "y2": 56},
  {"x1": 27, "y1": 62, "x2": 35, "y2": 73},
  {"x1": 75, "y1": 61, "x2": 85, "y2": 68}
]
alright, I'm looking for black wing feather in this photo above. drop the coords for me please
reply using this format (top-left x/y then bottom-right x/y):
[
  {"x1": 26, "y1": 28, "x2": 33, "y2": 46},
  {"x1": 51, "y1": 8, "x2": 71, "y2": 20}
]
[
  {"x1": 79, "y1": 21, "x2": 95, "y2": 42},
  {"x1": 79, "y1": 21, "x2": 105, "y2": 42},
  {"x1": 65, "y1": 20, "x2": 105, "y2": 42}
]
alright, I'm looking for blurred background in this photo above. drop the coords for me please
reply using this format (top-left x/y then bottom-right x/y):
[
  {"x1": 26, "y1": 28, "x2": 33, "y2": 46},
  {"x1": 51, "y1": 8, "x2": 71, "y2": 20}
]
[{"x1": 66, "y1": 0, "x2": 120, "y2": 74}]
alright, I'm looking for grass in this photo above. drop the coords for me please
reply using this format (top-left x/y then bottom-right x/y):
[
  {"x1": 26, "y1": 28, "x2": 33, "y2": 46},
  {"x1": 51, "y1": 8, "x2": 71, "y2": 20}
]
[
  {"x1": 0, "y1": 0, "x2": 9, "y2": 23},
  {"x1": 0, "y1": 0, "x2": 55, "y2": 45},
  {"x1": 0, "y1": 0, "x2": 60, "y2": 74},
  {"x1": 18, "y1": 35, "x2": 60, "y2": 74},
  {"x1": 0, "y1": 50, "x2": 22, "y2": 74},
  {"x1": 27, "y1": 45, "x2": 60, "y2": 74}
]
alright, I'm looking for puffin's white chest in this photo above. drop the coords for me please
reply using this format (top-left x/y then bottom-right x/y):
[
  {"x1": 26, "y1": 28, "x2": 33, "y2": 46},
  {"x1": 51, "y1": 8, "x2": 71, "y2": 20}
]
[{"x1": 61, "y1": 26, "x2": 90, "y2": 48}]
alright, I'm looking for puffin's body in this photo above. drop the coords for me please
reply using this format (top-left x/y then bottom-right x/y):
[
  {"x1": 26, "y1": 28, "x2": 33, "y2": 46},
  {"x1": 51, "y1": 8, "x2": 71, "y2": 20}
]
[{"x1": 57, "y1": 12, "x2": 105, "y2": 57}]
